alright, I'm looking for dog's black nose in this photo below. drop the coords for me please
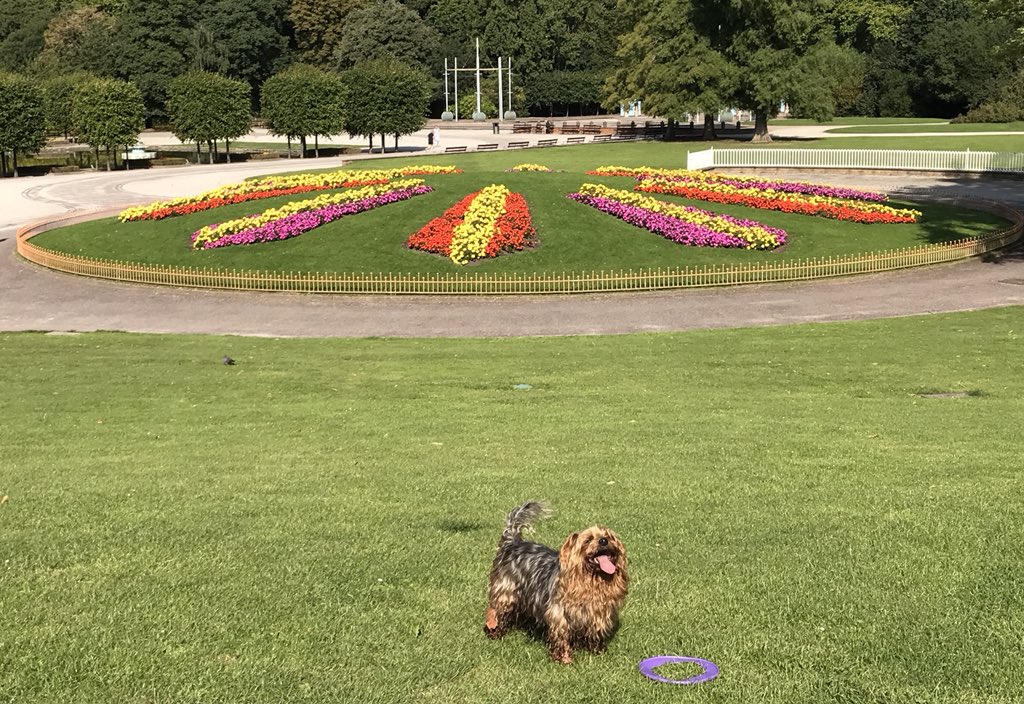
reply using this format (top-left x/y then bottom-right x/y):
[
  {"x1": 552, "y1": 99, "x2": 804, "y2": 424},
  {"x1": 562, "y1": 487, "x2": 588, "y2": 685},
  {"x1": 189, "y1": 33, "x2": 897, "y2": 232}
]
[{"x1": 598, "y1": 537, "x2": 608, "y2": 547}]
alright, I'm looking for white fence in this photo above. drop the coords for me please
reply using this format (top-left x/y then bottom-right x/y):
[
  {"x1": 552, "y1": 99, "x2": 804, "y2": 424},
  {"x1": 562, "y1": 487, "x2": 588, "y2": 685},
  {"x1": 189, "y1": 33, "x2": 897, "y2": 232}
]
[{"x1": 687, "y1": 148, "x2": 1024, "y2": 174}]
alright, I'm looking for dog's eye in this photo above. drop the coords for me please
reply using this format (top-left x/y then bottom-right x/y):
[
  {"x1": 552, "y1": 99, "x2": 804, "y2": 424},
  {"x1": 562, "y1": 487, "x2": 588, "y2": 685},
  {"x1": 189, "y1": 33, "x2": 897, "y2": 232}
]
[{"x1": 598, "y1": 537, "x2": 608, "y2": 547}]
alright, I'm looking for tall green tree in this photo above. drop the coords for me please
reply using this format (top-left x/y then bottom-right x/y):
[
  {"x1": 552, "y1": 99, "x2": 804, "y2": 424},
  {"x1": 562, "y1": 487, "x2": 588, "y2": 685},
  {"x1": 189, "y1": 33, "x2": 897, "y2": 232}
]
[
  {"x1": 114, "y1": 0, "x2": 191, "y2": 121},
  {"x1": 43, "y1": 72, "x2": 95, "y2": 139},
  {"x1": 261, "y1": 65, "x2": 346, "y2": 157},
  {"x1": 606, "y1": 0, "x2": 736, "y2": 139},
  {"x1": 0, "y1": 0, "x2": 57, "y2": 72},
  {"x1": 334, "y1": 0, "x2": 441, "y2": 71},
  {"x1": 38, "y1": 5, "x2": 116, "y2": 76},
  {"x1": 708, "y1": 0, "x2": 848, "y2": 141},
  {"x1": 72, "y1": 77, "x2": 145, "y2": 170},
  {"x1": 290, "y1": 0, "x2": 366, "y2": 69},
  {"x1": 342, "y1": 58, "x2": 431, "y2": 153},
  {"x1": 198, "y1": 0, "x2": 290, "y2": 94},
  {"x1": 0, "y1": 73, "x2": 47, "y2": 177},
  {"x1": 167, "y1": 71, "x2": 252, "y2": 163}
]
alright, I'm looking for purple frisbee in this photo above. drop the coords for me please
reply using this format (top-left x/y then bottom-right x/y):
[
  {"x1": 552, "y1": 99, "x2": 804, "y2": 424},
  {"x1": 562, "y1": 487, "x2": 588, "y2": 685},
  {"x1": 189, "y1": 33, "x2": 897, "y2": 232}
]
[{"x1": 638, "y1": 655, "x2": 720, "y2": 685}]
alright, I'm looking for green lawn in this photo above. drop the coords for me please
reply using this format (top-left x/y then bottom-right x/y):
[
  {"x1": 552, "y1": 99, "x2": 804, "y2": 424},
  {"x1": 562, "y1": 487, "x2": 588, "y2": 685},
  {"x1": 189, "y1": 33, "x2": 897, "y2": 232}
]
[
  {"x1": 770, "y1": 117, "x2": 949, "y2": 126},
  {"x1": 2, "y1": 308, "x2": 1023, "y2": 703},
  {"x1": 828, "y1": 122, "x2": 1024, "y2": 135},
  {"x1": 30, "y1": 143, "x2": 1008, "y2": 276}
]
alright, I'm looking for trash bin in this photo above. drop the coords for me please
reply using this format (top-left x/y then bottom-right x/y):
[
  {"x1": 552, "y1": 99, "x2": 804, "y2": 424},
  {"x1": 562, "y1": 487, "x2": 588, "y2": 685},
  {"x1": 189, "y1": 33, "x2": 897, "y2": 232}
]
[{"x1": 492, "y1": 122, "x2": 500, "y2": 134}]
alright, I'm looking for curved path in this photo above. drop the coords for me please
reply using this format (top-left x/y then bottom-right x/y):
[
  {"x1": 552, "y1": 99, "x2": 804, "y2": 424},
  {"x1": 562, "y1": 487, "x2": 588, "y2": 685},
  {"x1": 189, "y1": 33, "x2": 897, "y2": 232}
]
[{"x1": 2, "y1": 155, "x2": 1023, "y2": 338}]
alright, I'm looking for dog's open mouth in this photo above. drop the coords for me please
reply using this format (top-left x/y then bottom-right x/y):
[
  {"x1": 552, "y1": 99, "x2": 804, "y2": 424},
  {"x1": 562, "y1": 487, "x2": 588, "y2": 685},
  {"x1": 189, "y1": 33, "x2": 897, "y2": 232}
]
[{"x1": 591, "y1": 553, "x2": 618, "y2": 576}]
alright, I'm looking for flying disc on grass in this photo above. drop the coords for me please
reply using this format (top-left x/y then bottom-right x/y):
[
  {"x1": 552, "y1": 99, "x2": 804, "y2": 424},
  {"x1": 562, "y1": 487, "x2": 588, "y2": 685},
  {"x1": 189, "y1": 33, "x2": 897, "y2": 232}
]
[{"x1": 638, "y1": 655, "x2": 720, "y2": 685}]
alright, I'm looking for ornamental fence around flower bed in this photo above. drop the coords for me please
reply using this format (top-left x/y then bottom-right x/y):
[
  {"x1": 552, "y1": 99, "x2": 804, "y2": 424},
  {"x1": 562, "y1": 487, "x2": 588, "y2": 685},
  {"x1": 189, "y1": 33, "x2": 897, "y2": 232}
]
[{"x1": 16, "y1": 194, "x2": 1023, "y2": 295}]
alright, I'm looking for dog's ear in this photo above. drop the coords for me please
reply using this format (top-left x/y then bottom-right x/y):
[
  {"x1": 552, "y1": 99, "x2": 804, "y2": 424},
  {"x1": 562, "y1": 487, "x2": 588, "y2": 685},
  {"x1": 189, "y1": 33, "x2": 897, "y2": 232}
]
[{"x1": 559, "y1": 532, "x2": 579, "y2": 566}]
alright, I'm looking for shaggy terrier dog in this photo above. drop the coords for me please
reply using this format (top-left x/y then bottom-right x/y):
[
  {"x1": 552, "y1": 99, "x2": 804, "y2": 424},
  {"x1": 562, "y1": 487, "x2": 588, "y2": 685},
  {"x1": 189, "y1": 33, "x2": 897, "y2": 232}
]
[{"x1": 484, "y1": 501, "x2": 629, "y2": 664}]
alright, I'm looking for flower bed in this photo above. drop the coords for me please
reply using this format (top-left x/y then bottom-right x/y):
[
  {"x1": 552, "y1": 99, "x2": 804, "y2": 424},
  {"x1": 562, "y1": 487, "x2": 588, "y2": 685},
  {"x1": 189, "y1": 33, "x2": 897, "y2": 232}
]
[
  {"x1": 191, "y1": 180, "x2": 432, "y2": 250},
  {"x1": 406, "y1": 185, "x2": 536, "y2": 265},
  {"x1": 587, "y1": 165, "x2": 919, "y2": 223},
  {"x1": 637, "y1": 179, "x2": 921, "y2": 224},
  {"x1": 506, "y1": 164, "x2": 553, "y2": 172},
  {"x1": 587, "y1": 166, "x2": 889, "y2": 202},
  {"x1": 568, "y1": 184, "x2": 787, "y2": 250},
  {"x1": 120, "y1": 165, "x2": 459, "y2": 222}
]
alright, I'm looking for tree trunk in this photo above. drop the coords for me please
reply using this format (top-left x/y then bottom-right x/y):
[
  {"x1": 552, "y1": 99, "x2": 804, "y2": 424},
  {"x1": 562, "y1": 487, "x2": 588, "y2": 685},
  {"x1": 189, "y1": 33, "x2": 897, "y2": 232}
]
[
  {"x1": 702, "y1": 114, "x2": 717, "y2": 141},
  {"x1": 369, "y1": 135, "x2": 373, "y2": 151},
  {"x1": 379, "y1": 133, "x2": 385, "y2": 154},
  {"x1": 314, "y1": 135, "x2": 319, "y2": 158},
  {"x1": 1, "y1": 150, "x2": 8, "y2": 177},
  {"x1": 226, "y1": 139, "x2": 231, "y2": 164},
  {"x1": 124, "y1": 145, "x2": 130, "y2": 171},
  {"x1": 94, "y1": 146, "x2": 99, "y2": 170},
  {"x1": 208, "y1": 140, "x2": 214, "y2": 165},
  {"x1": 287, "y1": 136, "x2": 292, "y2": 158},
  {"x1": 751, "y1": 112, "x2": 772, "y2": 143},
  {"x1": 105, "y1": 146, "x2": 111, "y2": 171},
  {"x1": 12, "y1": 149, "x2": 18, "y2": 177},
  {"x1": 300, "y1": 135, "x2": 306, "y2": 158},
  {"x1": 394, "y1": 134, "x2": 398, "y2": 151},
  {"x1": 197, "y1": 142, "x2": 202, "y2": 163}
]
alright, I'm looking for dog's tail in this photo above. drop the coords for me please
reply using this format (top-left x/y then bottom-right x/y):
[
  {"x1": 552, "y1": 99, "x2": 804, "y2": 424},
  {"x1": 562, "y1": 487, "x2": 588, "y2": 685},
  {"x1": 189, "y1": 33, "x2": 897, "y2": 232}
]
[{"x1": 500, "y1": 501, "x2": 551, "y2": 544}]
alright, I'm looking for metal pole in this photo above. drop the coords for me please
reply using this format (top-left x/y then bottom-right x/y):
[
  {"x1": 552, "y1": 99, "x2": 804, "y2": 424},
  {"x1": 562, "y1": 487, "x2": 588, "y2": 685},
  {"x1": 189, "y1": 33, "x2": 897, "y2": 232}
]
[
  {"x1": 454, "y1": 57, "x2": 459, "y2": 121},
  {"x1": 475, "y1": 37, "x2": 482, "y2": 117},
  {"x1": 444, "y1": 57, "x2": 449, "y2": 114},
  {"x1": 497, "y1": 56, "x2": 503, "y2": 120},
  {"x1": 508, "y1": 58, "x2": 513, "y2": 112}
]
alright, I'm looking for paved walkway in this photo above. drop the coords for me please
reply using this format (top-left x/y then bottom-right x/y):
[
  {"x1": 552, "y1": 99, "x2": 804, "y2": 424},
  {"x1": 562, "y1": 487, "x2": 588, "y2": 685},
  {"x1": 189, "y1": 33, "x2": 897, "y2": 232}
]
[{"x1": 2, "y1": 131, "x2": 1023, "y2": 338}]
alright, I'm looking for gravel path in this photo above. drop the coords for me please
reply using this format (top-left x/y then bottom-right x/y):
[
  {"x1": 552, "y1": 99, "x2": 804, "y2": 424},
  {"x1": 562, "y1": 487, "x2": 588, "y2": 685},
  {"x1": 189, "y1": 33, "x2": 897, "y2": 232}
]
[{"x1": 2, "y1": 144, "x2": 1022, "y2": 338}]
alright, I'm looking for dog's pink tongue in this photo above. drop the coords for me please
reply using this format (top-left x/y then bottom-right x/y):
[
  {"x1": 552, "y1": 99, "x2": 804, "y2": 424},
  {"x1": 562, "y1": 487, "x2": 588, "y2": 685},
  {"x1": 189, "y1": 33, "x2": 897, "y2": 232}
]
[{"x1": 597, "y1": 555, "x2": 617, "y2": 575}]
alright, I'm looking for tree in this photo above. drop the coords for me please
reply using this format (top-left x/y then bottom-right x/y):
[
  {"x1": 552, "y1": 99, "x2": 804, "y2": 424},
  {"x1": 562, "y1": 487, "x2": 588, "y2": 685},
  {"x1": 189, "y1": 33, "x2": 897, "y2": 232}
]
[
  {"x1": 341, "y1": 58, "x2": 431, "y2": 153},
  {"x1": 334, "y1": 0, "x2": 441, "y2": 72},
  {"x1": 606, "y1": 0, "x2": 736, "y2": 139},
  {"x1": 261, "y1": 65, "x2": 346, "y2": 158},
  {"x1": 0, "y1": 73, "x2": 47, "y2": 177},
  {"x1": 197, "y1": 0, "x2": 290, "y2": 96},
  {"x1": 290, "y1": 0, "x2": 367, "y2": 69},
  {"x1": 72, "y1": 78, "x2": 145, "y2": 170},
  {"x1": 167, "y1": 71, "x2": 251, "y2": 163},
  {"x1": 707, "y1": 0, "x2": 848, "y2": 141},
  {"x1": 43, "y1": 72, "x2": 95, "y2": 139},
  {"x1": 38, "y1": 5, "x2": 116, "y2": 76},
  {"x1": 0, "y1": 0, "x2": 56, "y2": 72},
  {"x1": 113, "y1": 0, "x2": 191, "y2": 121}
]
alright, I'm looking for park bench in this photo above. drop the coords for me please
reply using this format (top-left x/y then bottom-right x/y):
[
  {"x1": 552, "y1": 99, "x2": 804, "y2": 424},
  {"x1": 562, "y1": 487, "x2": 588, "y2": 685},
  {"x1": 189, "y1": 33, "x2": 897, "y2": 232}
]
[
  {"x1": 566, "y1": 136, "x2": 585, "y2": 144},
  {"x1": 477, "y1": 143, "x2": 499, "y2": 151},
  {"x1": 512, "y1": 121, "x2": 534, "y2": 134},
  {"x1": 444, "y1": 145, "x2": 468, "y2": 153},
  {"x1": 507, "y1": 141, "x2": 530, "y2": 149},
  {"x1": 537, "y1": 138, "x2": 558, "y2": 147},
  {"x1": 591, "y1": 134, "x2": 612, "y2": 143},
  {"x1": 559, "y1": 122, "x2": 581, "y2": 134},
  {"x1": 581, "y1": 123, "x2": 604, "y2": 135}
]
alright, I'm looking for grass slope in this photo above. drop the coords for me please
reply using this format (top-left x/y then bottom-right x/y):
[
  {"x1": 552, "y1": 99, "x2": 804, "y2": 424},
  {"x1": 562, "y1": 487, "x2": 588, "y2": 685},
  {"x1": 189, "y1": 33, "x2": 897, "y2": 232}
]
[
  {"x1": 30, "y1": 143, "x2": 1007, "y2": 276},
  {"x1": 1, "y1": 309, "x2": 1023, "y2": 703}
]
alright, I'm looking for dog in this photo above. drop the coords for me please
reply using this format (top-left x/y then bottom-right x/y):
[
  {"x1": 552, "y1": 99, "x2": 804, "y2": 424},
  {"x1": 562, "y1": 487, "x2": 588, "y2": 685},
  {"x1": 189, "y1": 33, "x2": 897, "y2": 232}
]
[{"x1": 484, "y1": 501, "x2": 628, "y2": 664}]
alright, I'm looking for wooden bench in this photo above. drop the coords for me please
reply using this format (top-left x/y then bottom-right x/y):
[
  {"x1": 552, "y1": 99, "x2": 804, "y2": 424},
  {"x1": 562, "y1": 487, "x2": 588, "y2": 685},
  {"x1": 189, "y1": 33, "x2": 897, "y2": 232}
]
[
  {"x1": 512, "y1": 121, "x2": 534, "y2": 134},
  {"x1": 507, "y1": 141, "x2": 530, "y2": 149},
  {"x1": 591, "y1": 134, "x2": 612, "y2": 143},
  {"x1": 476, "y1": 143, "x2": 498, "y2": 151},
  {"x1": 444, "y1": 145, "x2": 468, "y2": 153},
  {"x1": 536, "y1": 138, "x2": 557, "y2": 147},
  {"x1": 581, "y1": 123, "x2": 604, "y2": 135},
  {"x1": 566, "y1": 136, "x2": 585, "y2": 144},
  {"x1": 559, "y1": 121, "x2": 581, "y2": 134}
]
